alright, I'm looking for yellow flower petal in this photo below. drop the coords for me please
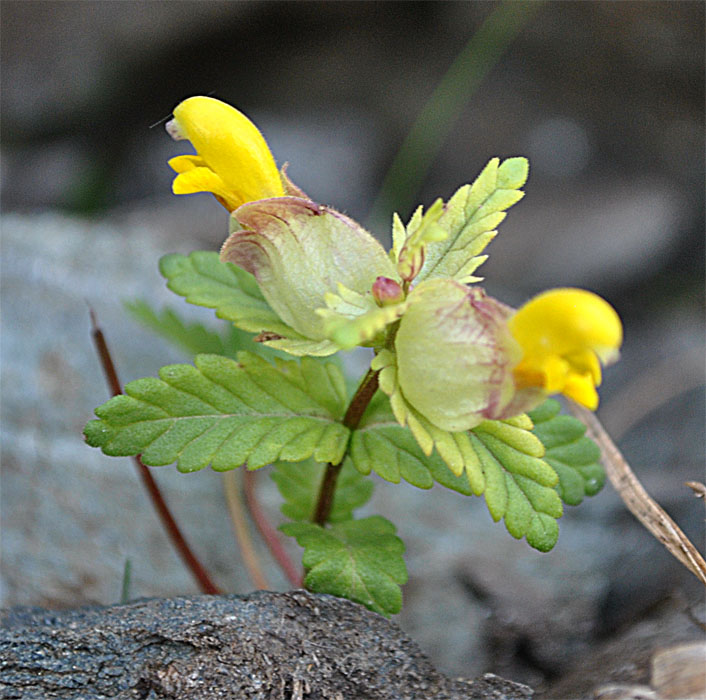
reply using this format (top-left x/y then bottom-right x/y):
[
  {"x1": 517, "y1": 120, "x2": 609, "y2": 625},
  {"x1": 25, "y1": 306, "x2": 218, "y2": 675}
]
[
  {"x1": 562, "y1": 372, "x2": 599, "y2": 410},
  {"x1": 509, "y1": 288, "x2": 622, "y2": 359},
  {"x1": 171, "y1": 167, "x2": 239, "y2": 211},
  {"x1": 509, "y1": 288, "x2": 622, "y2": 409},
  {"x1": 166, "y1": 96, "x2": 284, "y2": 210},
  {"x1": 168, "y1": 155, "x2": 206, "y2": 173},
  {"x1": 566, "y1": 348, "x2": 602, "y2": 385}
]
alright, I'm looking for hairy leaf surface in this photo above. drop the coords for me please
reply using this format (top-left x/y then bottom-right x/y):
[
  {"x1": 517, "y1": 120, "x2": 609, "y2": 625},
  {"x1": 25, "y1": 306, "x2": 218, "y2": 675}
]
[
  {"x1": 470, "y1": 418, "x2": 563, "y2": 552},
  {"x1": 84, "y1": 353, "x2": 349, "y2": 472},
  {"x1": 281, "y1": 516, "x2": 407, "y2": 616}
]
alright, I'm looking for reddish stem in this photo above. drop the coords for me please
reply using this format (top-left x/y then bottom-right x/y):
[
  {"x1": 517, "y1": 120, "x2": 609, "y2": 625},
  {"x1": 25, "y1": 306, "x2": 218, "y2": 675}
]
[
  {"x1": 313, "y1": 368, "x2": 380, "y2": 526},
  {"x1": 243, "y1": 468, "x2": 302, "y2": 587},
  {"x1": 89, "y1": 309, "x2": 221, "y2": 595}
]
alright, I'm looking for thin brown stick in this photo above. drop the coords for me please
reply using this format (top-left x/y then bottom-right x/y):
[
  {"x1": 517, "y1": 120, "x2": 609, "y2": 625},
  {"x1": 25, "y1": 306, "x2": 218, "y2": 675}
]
[
  {"x1": 313, "y1": 368, "x2": 380, "y2": 526},
  {"x1": 243, "y1": 469, "x2": 302, "y2": 587},
  {"x1": 222, "y1": 470, "x2": 269, "y2": 590},
  {"x1": 89, "y1": 308, "x2": 221, "y2": 595},
  {"x1": 570, "y1": 401, "x2": 706, "y2": 587},
  {"x1": 686, "y1": 481, "x2": 706, "y2": 503}
]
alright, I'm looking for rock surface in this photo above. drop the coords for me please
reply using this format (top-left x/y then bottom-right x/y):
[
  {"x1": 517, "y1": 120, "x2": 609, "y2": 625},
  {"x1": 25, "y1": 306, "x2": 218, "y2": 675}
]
[
  {"x1": 541, "y1": 594, "x2": 705, "y2": 699},
  {"x1": 0, "y1": 590, "x2": 533, "y2": 700}
]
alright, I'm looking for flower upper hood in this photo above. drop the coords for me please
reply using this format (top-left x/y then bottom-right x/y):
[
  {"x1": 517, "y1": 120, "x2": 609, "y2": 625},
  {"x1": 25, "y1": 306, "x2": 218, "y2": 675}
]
[{"x1": 166, "y1": 96, "x2": 284, "y2": 211}]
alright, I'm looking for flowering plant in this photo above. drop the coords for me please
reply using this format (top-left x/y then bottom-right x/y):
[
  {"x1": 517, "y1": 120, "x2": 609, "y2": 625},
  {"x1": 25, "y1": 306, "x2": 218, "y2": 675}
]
[{"x1": 86, "y1": 96, "x2": 622, "y2": 615}]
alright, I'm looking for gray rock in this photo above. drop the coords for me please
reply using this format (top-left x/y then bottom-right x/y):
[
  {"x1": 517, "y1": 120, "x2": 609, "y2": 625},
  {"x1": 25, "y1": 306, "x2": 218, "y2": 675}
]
[
  {"x1": 541, "y1": 594, "x2": 705, "y2": 699},
  {"x1": 0, "y1": 590, "x2": 533, "y2": 699}
]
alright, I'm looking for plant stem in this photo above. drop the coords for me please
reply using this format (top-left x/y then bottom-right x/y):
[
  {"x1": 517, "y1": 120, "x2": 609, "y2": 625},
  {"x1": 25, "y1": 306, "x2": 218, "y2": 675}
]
[
  {"x1": 243, "y1": 469, "x2": 303, "y2": 587},
  {"x1": 89, "y1": 309, "x2": 221, "y2": 595},
  {"x1": 223, "y1": 470, "x2": 269, "y2": 590},
  {"x1": 313, "y1": 367, "x2": 380, "y2": 526}
]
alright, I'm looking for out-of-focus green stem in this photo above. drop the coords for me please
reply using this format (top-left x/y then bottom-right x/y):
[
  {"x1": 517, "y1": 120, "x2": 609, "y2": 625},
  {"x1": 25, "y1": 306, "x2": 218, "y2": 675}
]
[
  {"x1": 367, "y1": 0, "x2": 543, "y2": 227},
  {"x1": 120, "y1": 559, "x2": 132, "y2": 604}
]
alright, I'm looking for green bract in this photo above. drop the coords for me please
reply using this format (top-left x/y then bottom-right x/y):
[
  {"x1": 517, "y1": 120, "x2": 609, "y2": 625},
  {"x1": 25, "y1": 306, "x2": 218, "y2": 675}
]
[
  {"x1": 395, "y1": 279, "x2": 523, "y2": 432},
  {"x1": 221, "y1": 197, "x2": 398, "y2": 355}
]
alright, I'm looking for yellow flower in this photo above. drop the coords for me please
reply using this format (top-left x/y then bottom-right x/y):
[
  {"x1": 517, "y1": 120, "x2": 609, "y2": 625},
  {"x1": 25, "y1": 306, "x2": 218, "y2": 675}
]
[
  {"x1": 166, "y1": 96, "x2": 284, "y2": 211},
  {"x1": 509, "y1": 288, "x2": 622, "y2": 410}
]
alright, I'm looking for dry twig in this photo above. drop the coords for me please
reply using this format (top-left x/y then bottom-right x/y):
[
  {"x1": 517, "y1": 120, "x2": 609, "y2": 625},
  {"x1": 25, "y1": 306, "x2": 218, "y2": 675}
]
[
  {"x1": 222, "y1": 470, "x2": 269, "y2": 590},
  {"x1": 570, "y1": 402, "x2": 706, "y2": 587},
  {"x1": 686, "y1": 481, "x2": 706, "y2": 503}
]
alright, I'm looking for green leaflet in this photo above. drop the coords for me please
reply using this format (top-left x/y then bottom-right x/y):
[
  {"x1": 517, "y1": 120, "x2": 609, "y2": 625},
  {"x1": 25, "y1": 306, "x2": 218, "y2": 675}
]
[
  {"x1": 84, "y1": 353, "x2": 349, "y2": 472},
  {"x1": 469, "y1": 426, "x2": 562, "y2": 553},
  {"x1": 281, "y1": 516, "x2": 407, "y2": 617},
  {"x1": 159, "y1": 251, "x2": 304, "y2": 340},
  {"x1": 529, "y1": 399, "x2": 605, "y2": 505},
  {"x1": 271, "y1": 458, "x2": 374, "y2": 523},
  {"x1": 348, "y1": 392, "x2": 441, "y2": 490},
  {"x1": 414, "y1": 157, "x2": 529, "y2": 284},
  {"x1": 346, "y1": 393, "x2": 603, "y2": 553}
]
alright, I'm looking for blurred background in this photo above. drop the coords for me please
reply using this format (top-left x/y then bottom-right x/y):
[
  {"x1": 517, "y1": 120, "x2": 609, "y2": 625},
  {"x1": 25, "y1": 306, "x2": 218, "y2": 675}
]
[{"x1": 2, "y1": 1, "x2": 704, "y2": 694}]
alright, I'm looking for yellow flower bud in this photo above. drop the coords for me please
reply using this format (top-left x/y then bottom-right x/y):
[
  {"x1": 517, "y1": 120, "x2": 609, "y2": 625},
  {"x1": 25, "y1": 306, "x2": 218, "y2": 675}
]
[
  {"x1": 509, "y1": 288, "x2": 623, "y2": 410},
  {"x1": 166, "y1": 96, "x2": 284, "y2": 211}
]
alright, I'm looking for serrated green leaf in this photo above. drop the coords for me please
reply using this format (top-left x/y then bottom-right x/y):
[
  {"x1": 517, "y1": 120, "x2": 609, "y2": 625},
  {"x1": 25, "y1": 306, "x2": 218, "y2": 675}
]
[
  {"x1": 474, "y1": 419, "x2": 545, "y2": 457},
  {"x1": 529, "y1": 399, "x2": 606, "y2": 505},
  {"x1": 414, "y1": 157, "x2": 528, "y2": 284},
  {"x1": 84, "y1": 353, "x2": 349, "y2": 472},
  {"x1": 271, "y1": 459, "x2": 374, "y2": 523},
  {"x1": 281, "y1": 516, "x2": 407, "y2": 616},
  {"x1": 349, "y1": 392, "x2": 477, "y2": 493},
  {"x1": 159, "y1": 251, "x2": 303, "y2": 340},
  {"x1": 469, "y1": 421, "x2": 563, "y2": 551},
  {"x1": 473, "y1": 432, "x2": 558, "y2": 487}
]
